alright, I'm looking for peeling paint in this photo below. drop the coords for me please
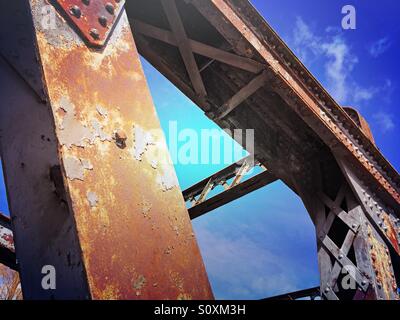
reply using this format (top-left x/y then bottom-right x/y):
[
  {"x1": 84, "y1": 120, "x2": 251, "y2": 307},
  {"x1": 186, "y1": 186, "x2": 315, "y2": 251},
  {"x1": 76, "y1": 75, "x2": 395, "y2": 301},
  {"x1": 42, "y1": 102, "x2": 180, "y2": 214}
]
[
  {"x1": 64, "y1": 156, "x2": 92, "y2": 181},
  {"x1": 92, "y1": 119, "x2": 112, "y2": 142},
  {"x1": 132, "y1": 125, "x2": 154, "y2": 161},
  {"x1": 151, "y1": 160, "x2": 158, "y2": 169},
  {"x1": 133, "y1": 274, "x2": 146, "y2": 295},
  {"x1": 87, "y1": 192, "x2": 99, "y2": 208},
  {"x1": 58, "y1": 97, "x2": 94, "y2": 148},
  {"x1": 30, "y1": 2, "x2": 213, "y2": 300},
  {"x1": 96, "y1": 105, "x2": 108, "y2": 118},
  {"x1": 157, "y1": 170, "x2": 178, "y2": 192},
  {"x1": 81, "y1": 159, "x2": 94, "y2": 171},
  {"x1": 368, "y1": 226, "x2": 398, "y2": 299}
]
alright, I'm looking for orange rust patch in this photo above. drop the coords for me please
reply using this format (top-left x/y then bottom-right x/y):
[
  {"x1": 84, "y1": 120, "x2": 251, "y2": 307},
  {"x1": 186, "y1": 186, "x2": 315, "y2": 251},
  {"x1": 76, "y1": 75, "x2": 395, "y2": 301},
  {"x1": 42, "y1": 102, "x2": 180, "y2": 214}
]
[
  {"x1": 368, "y1": 226, "x2": 398, "y2": 300},
  {"x1": 34, "y1": 9, "x2": 213, "y2": 300}
]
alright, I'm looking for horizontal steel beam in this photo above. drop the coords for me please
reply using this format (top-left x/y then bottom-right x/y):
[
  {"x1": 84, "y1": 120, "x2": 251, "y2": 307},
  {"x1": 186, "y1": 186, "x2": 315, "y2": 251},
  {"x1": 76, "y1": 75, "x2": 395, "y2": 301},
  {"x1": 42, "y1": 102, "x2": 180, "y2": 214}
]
[
  {"x1": 183, "y1": 157, "x2": 278, "y2": 219},
  {"x1": 183, "y1": 157, "x2": 254, "y2": 201},
  {"x1": 132, "y1": 19, "x2": 264, "y2": 74},
  {"x1": 189, "y1": 170, "x2": 277, "y2": 219},
  {"x1": 263, "y1": 286, "x2": 320, "y2": 300}
]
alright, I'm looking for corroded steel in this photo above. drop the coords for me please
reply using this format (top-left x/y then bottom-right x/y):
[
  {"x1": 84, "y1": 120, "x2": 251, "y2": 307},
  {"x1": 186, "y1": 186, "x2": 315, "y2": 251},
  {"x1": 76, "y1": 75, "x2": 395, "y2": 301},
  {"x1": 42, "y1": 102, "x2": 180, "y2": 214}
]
[
  {"x1": 0, "y1": 0, "x2": 213, "y2": 299},
  {"x1": 189, "y1": 0, "x2": 400, "y2": 208},
  {"x1": 125, "y1": 0, "x2": 399, "y2": 300},
  {"x1": 1, "y1": 0, "x2": 399, "y2": 301},
  {"x1": 367, "y1": 225, "x2": 398, "y2": 300},
  {"x1": 53, "y1": 0, "x2": 125, "y2": 47},
  {"x1": 343, "y1": 107, "x2": 375, "y2": 145},
  {"x1": 30, "y1": 0, "x2": 212, "y2": 299}
]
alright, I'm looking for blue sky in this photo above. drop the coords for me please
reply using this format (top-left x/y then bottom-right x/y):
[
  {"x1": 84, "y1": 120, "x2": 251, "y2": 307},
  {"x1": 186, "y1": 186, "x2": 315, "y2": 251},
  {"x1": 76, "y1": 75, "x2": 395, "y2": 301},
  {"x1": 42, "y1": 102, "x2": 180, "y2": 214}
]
[{"x1": 1, "y1": 0, "x2": 399, "y2": 300}]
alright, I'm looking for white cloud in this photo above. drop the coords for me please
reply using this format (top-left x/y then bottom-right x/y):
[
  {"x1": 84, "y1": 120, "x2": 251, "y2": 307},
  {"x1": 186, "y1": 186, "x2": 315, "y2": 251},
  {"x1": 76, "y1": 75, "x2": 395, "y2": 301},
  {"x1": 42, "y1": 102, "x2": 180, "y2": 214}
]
[
  {"x1": 373, "y1": 112, "x2": 395, "y2": 133},
  {"x1": 194, "y1": 226, "x2": 299, "y2": 299},
  {"x1": 291, "y1": 17, "x2": 379, "y2": 106},
  {"x1": 369, "y1": 37, "x2": 392, "y2": 58}
]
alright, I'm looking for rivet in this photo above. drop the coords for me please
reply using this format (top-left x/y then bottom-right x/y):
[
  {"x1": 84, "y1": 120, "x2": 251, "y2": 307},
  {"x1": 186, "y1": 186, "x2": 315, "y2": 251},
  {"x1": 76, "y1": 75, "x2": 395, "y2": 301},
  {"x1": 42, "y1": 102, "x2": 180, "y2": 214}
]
[
  {"x1": 82, "y1": 0, "x2": 90, "y2": 5},
  {"x1": 99, "y1": 15, "x2": 108, "y2": 27},
  {"x1": 362, "y1": 280, "x2": 367, "y2": 286},
  {"x1": 70, "y1": 5, "x2": 81, "y2": 18},
  {"x1": 90, "y1": 28, "x2": 100, "y2": 40},
  {"x1": 338, "y1": 254, "x2": 344, "y2": 260},
  {"x1": 105, "y1": 2, "x2": 115, "y2": 15}
]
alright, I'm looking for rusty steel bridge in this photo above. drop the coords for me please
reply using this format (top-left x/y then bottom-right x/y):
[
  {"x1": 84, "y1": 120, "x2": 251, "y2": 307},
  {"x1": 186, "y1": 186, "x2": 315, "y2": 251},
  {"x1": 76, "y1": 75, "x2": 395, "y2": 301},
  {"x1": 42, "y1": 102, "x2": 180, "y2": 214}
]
[{"x1": 0, "y1": 0, "x2": 399, "y2": 300}]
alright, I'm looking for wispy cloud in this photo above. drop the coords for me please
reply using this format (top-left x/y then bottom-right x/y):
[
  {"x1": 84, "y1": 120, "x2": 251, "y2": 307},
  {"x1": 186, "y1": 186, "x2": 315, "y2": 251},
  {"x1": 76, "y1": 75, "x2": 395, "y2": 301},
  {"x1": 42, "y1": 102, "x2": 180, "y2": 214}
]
[
  {"x1": 369, "y1": 37, "x2": 392, "y2": 58},
  {"x1": 373, "y1": 112, "x2": 395, "y2": 133},
  {"x1": 291, "y1": 17, "x2": 380, "y2": 106},
  {"x1": 195, "y1": 227, "x2": 298, "y2": 299}
]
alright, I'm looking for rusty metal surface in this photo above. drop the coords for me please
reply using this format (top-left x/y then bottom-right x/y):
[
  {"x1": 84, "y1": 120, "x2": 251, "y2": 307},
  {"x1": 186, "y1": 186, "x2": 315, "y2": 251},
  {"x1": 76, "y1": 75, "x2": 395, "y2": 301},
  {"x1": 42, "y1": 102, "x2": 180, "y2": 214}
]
[
  {"x1": 343, "y1": 107, "x2": 375, "y2": 145},
  {"x1": 28, "y1": 0, "x2": 213, "y2": 299},
  {"x1": 188, "y1": 0, "x2": 400, "y2": 209},
  {"x1": 367, "y1": 225, "x2": 398, "y2": 300},
  {"x1": 53, "y1": 0, "x2": 125, "y2": 47}
]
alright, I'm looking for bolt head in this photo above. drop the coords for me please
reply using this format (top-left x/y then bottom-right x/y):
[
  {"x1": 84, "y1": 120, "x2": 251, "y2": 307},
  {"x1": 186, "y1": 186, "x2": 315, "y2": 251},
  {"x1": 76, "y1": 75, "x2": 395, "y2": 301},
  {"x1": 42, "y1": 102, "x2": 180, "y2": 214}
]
[
  {"x1": 105, "y1": 2, "x2": 115, "y2": 15},
  {"x1": 90, "y1": 28, "x2": 100, "y2": 39},
  {"x1": 99, "y1": 16, "x2": 108, "y2": 27},
  {"x1": 70, "y1": 5, "x2": 82, "y2": 18}
]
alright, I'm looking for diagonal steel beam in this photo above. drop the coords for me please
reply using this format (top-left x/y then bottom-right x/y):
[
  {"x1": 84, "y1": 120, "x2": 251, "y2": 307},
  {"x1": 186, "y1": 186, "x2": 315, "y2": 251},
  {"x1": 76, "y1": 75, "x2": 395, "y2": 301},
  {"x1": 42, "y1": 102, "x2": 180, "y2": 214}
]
[
  {"x1": 132, "y1": 20, "x2": 264, "y2": 74},
  {"x1": 161, "y1": 0, "x2": 207, "y2": 97},
  {"x1": 217, "y1": 71, "x2": 268, "y2": 119}
]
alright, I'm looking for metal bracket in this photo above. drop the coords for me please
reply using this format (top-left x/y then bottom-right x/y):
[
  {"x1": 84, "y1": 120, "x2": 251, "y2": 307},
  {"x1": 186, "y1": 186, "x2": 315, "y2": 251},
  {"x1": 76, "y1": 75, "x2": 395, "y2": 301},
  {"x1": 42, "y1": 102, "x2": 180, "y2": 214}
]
[{"x1": 52, "y1": 0, "x2": 125, "y2": 48}]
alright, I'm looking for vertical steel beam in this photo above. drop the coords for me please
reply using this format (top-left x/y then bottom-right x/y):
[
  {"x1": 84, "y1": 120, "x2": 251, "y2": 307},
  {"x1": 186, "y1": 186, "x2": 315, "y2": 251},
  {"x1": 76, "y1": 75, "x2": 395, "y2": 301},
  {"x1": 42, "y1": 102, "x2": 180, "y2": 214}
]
[
  {"x1": 294, "y1": 162, "x2": 399, "y2": 300},
  {"x1": 0, "y1": 0, "x2": 212, "y2": 299}
]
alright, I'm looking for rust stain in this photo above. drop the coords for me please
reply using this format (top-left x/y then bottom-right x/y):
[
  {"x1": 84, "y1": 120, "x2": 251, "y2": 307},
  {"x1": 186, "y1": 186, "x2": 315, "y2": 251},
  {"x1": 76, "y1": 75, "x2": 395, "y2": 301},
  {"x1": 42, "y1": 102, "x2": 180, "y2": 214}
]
[
  {"x1": 54, "y1": 0, "x2": 125, "y2": 47},
  {"x1": 209, "y1": 0, "x2": 400, "y2": 206},
  {"x1": 368, "y1": 226, "x2": 398, "y2": 300},
  {"x1": 382, "y1": 213, "x2": 400, "y2": 254},
  {"x1": 32, "y1": 0, "x2": 213, "y2": 300}
]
